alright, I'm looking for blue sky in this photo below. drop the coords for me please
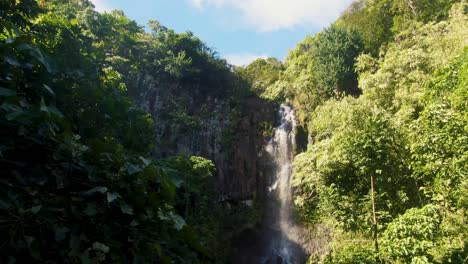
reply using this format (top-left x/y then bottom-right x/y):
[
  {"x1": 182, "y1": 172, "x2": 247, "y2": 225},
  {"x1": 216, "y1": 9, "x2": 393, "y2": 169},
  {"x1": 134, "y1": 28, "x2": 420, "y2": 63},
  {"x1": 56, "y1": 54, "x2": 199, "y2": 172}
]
[{"x1": 90, "y1": 0, "x2": 354, "y2": 66}]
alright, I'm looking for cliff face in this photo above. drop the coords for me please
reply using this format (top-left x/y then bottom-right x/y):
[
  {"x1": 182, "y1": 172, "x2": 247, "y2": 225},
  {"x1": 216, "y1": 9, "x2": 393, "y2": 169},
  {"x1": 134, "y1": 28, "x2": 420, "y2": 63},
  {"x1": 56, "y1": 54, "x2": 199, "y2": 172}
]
[{"x1": 131, "y1": 73, "x2": 275, "y2": 200}]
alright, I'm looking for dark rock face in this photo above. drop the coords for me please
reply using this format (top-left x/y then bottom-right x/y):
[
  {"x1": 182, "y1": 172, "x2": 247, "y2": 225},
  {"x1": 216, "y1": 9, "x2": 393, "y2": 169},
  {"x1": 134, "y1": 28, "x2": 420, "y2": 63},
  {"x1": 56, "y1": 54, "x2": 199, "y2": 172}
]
[{"x1": 131, "y1": 73, "x2": 275, "y2": 200}]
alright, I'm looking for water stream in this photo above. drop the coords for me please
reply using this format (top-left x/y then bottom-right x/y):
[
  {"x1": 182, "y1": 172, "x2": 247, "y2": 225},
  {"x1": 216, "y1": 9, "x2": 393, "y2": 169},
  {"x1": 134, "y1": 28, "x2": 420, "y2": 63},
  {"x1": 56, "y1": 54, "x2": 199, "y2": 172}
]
[{"x1": 230, "y1": 104, "x2": 307, "y2": 264}]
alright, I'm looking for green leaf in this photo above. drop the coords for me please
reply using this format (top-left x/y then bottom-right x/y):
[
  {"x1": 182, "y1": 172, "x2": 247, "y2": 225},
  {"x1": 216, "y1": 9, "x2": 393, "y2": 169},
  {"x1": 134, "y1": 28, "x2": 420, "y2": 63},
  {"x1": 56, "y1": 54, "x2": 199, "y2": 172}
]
[
  {"x1": 39, "y1": 98, "x2": 64, "y2": 118},
  {"x1": 48, "y1": 105, "x2": 64, "y2": 118},
  {"x1": 80, "y1": 250, "x2": 92, "y2": 264},
  {"x1": 120, "y1": 202, "x2": 134, "y2": 215},
  {"x1": 171, "y1": 214, "x2": 186, "y2": 231},
  {"x1": 92, "y1": 242, "x2": 110, "y2": 253},
  {"x1": 158, "y1": 210, "x2": 186, "y2": 231},
  {"x1": 82, "y1": 187, "x2": 108, "y2": 196},
  {"x1": 160, "y1": 166, "x2": 183, "y2": 188},
  {"x1": 170, "y1": 174, "x2": 184, "y2": 188},
  {"x1": 127, "y1": 163, "x2": 142, "y2": 175},
  {"x1": 130, "y1": 220, "x2": 139, "y2": 227},
  {"x1": 69, "y1": 235, "x2": 81, "y2": 257},
  {"x1": 30, "y1": 205, "x2": 42, "y2": 214},
  {"x1": 40, "y1": 98, "x2": 49, "y2": 114},
  {"x1": 106, "y1": 192, "x2": 120, "y2": 203},
  {"x1": 84, "y1": 203, "x2": 98, "y2": 216},
  {"x1": 139, "y1": 156, "x2": 152, "y2": 166},
  {"x1": 4, "y1": 55, "x2": 21, "y2": 66},
  {"x1": 0, "y1": 199, "x2": 11, "y2": 210},
  {"x1": 42, "y1": 84, "x2": 55, "y2": 96},
  {"x1": 0, "y1": 88, "x2": 16, "y2": 97},
  {"x1": 24, "y1": 236, "x2": 35, "y2": 247},
  {"x1": 5, "y1": 109, "x2": 25, "y2": 121},
  {"x1": 70, "y1": 19, "x2": 79, "y2": 26},
  {"x1": 55, "y1": 226, "x2": 70, "y2": 242},
  {"x1": 18, "y1": 43, "x2": 53, "y2": 73},
  {"x1": 25, "y1": 235, "x2": 41, "y2": 260}
]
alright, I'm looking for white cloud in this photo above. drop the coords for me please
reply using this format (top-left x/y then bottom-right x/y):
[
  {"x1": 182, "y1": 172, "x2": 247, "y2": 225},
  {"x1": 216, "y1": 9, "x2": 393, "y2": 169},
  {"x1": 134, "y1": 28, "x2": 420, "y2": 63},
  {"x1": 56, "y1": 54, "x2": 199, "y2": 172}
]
[
  {"x1": 190, "y1": 0, "x2": 354, "y2": 31},
  {"x1": 192, "y1": 0, "x2": 226, "y2": 8},
  {"x1": 89, "y1": 0, "x2": 112, "y2": 12},
  {"x1": 224, "y1": 53, "x2": 268, "y2": 66}
]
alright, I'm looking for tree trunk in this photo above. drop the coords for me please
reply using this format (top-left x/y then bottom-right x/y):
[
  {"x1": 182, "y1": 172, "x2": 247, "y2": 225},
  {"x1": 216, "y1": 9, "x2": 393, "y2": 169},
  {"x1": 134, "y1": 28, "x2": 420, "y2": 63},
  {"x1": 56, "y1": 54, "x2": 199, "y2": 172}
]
[{"x1": 371, "y1": 174, "x2": 379, "y2": 253}]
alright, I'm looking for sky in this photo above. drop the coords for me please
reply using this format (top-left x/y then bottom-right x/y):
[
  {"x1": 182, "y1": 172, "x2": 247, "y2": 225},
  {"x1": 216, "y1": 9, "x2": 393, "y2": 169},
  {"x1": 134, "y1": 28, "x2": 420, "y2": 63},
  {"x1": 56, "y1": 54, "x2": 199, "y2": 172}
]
[{"x1": 89, "y1": 0, "x2": 354, "y2": 66}]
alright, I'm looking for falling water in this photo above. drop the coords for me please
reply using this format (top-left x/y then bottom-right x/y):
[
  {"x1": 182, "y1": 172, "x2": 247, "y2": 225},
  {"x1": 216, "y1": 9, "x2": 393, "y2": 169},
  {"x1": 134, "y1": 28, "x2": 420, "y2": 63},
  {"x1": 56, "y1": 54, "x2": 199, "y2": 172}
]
[
  {"x1": 263, "y1": 104, "x2": 305, "y2": 264},
  {"x1": 229, "y1": 104, "x2": 306, "y2": 264}
]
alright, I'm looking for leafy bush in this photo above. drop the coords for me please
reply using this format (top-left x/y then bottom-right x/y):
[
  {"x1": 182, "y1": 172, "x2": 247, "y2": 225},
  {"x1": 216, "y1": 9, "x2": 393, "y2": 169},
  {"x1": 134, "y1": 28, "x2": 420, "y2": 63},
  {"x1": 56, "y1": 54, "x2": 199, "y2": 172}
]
[
  {"x1": 325, "y1": 243, "x2": 377, "y2": 264},
  {"x1": 380, "y1": 205, "x2": 441, "y2": 263}
]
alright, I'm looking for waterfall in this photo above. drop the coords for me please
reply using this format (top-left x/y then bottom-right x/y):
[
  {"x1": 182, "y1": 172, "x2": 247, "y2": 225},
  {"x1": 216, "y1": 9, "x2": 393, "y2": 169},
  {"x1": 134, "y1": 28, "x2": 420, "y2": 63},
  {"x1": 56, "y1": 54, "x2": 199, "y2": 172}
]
[
  {"x1": 266, "y1": 104, "x2": 296, "y2": 236},
  {"x1": 228, "y1": 104, "x2": 306, "y2": 264},
  {"x1": 263, "y1": 104, "x2": 305, "y2": 264}
]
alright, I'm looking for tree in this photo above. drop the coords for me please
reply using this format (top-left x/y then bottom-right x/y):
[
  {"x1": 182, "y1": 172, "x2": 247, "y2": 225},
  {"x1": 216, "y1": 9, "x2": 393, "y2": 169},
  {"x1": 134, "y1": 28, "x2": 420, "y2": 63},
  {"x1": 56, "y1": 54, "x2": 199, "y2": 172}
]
[
  {"x1": 237, "y1": 57, "x2": 284, "y2": 100},
  {"x1": 312, "y1": 25, "x2": 363, "y2": 97},
  {"x1": 148, "y1": 19, "x2": 168, "y2": 35},
  {"x1": 336, "y1": 0, "x2": 394, "y2": 55},
  {"x1": 391, "y1": 0, "x2": 459, "y2": 33}
]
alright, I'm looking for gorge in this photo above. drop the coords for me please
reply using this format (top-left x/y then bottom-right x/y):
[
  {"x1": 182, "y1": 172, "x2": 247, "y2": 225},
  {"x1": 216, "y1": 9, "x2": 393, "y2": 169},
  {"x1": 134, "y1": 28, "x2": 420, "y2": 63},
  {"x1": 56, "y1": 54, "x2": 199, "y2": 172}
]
[{"x1": 1, "y1": 0, "x2": 466, "y2": 263}]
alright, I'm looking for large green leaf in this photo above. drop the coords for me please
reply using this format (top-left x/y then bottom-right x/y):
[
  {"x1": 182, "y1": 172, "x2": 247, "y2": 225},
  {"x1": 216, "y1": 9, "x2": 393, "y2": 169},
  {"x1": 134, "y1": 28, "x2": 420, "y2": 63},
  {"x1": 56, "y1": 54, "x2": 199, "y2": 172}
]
[
  {"x1": 82, "y1": 187, "x2": 108, "y2": 196},
  {"x1": 158, "y1": 210, "x2": 186, "y2": 231},
  {"x1": 106, "y1": 192, "x2": 120, "y2": 203},
  {"x1": 55, "y1": 226, "x2": 70, "y2": 242},
  {"x1": 120, "y1": 202, "x2": 134, "y2": 215},
  {"x1": 0, "y1": 88, "x2": 16, "y2": 97}
]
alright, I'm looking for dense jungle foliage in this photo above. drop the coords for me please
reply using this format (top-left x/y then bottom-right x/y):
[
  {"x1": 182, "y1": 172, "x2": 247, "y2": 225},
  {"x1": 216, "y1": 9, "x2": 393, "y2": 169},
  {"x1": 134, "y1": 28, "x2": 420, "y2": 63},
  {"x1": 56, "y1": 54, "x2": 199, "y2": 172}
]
[
  {"x1": 238, "y1": 0, "x2": 467, "y2": 263},
  {"x1": 0, "y1": 0, "x2": 255, "y2": 263}
]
